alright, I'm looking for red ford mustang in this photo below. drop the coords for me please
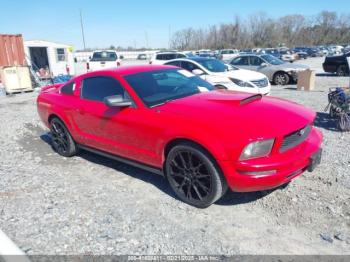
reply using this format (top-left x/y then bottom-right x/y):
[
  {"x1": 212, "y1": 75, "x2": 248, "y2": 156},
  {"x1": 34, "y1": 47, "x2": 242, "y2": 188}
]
[{"x1": 37, "y1": 65, "x2": 323, "y2": 208}]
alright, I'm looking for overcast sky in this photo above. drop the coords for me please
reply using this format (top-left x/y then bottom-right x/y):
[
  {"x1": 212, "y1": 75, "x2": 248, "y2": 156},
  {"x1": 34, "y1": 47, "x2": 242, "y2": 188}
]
[{"x1": 0, "y1": 0, "x2": 349, "y2": 49}]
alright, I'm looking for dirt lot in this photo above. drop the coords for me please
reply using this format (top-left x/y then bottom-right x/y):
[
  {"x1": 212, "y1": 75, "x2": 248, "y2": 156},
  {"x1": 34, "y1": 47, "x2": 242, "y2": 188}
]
[{"x1": 0, "y1": 57, "x2": 349, "y2": 255}]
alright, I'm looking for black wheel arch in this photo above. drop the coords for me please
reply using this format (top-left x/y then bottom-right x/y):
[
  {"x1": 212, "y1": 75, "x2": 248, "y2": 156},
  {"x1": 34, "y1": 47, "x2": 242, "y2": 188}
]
[
  {"x1": 48, "y1": 113, "x2": 61, "y2": 124},
  {"x1": 273, "y1": 70, "x2": 290, "y2": 79},
  {"x1": 163, "y1": 138, "x2": 225, "y2": 179}
]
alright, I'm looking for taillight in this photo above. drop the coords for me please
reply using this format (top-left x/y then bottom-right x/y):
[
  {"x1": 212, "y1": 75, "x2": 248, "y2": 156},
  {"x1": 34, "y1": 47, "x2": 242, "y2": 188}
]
[
  {"x1": 117, "y1": 61, "x2": 121, "y2": 67},
  {"x1": 66, "y1": 65, "x2": 70, "y2": 75},
  {"x1": 86, "y1": 62, "x2": 90, "y2": 71}
]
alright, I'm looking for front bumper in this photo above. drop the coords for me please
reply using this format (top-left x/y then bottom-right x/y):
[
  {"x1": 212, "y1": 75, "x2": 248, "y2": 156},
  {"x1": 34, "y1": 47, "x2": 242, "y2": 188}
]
[{"x1": 219, "y1": 127, "x2": 323, "y2": 192}]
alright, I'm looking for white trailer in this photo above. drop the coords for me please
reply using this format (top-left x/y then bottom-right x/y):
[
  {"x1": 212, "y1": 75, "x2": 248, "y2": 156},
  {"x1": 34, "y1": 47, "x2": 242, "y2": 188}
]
[{"x1": 24, "y1": 40, "x2": 75, "y2": 76}]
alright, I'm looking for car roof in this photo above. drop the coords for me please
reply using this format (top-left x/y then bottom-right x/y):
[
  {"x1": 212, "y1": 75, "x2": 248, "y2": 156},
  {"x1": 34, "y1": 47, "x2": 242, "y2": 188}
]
[
  {"x1": 77, "y1": 65, "x2": 178, "y2": 78},
  {"x1": 186, "y1": 57, "x2": 216, "y2": 62}
]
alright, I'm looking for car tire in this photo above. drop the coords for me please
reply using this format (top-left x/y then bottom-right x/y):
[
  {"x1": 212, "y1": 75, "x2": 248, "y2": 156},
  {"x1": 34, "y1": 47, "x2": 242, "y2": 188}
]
[
  {"x1": 336, "y1": 65, "x2": 347, "y2": 76},
  {"x1": 273, "y1": 72, "x2": 290, "y2": 85},
  {"x1": 50, "y1": 117, "x2": 78, "y2": 157},
  {"x1": 165, "y1": 142, "x2": 228, "y2": 208}
]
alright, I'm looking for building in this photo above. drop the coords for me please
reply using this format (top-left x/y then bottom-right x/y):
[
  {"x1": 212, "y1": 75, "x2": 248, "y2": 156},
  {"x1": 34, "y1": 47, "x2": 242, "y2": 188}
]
[{"x1": 24, "y1": 40, "x2": 75, "y2": 76}]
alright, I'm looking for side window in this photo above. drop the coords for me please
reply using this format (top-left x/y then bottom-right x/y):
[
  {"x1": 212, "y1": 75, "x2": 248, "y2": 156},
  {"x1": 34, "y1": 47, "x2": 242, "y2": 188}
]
[
  {"x1": 166, "y1": 61, "x2": 181, "y2": 67},
  {"x1": 231, "y1": 56, "x2": 249, "y2": 66},
  {"x1": 81, "y1": 76, "x2": 125, "y2": 102},
  {"x1": 181, "y1": 61, "x2": 200, "y2": 72},
  {"x1": 56, "y1": 48, "x2": 67, "y2": 62},
  {"x1": 156, "y1": 54, "x2": 164, "y2": 60},
  {"x1": 176, "y1": 53, "x2": 186, "y2": 58},
  {"x1": 60, "y1": 82, "x2": 75, "y2": 95},
  {"x1": 164, "y1": 54, "x2": 176, "y2": 60},
  {"x1": 250, "y1": 56, "x2": 263, "y2": 66}
]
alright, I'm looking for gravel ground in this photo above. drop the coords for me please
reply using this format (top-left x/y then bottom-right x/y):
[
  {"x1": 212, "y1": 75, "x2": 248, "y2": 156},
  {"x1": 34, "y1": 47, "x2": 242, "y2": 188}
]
[{"x1": 0, "y1": 57, "x2": 349, "y2": 255}]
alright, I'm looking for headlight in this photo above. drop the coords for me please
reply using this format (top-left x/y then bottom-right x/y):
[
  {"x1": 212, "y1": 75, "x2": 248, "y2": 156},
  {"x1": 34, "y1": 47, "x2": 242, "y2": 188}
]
[
  {"x1": 230, "y1": 78, "x2": 254, "y2": 87},
  {"x1": 240, "y1": 139, "x2": 275, "y2": 160}
]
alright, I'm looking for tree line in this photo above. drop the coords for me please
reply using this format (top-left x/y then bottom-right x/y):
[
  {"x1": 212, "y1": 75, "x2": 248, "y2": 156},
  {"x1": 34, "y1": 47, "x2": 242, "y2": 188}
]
[{"x1": 170, "y1": 11, "x2": 350, "y2": 50}]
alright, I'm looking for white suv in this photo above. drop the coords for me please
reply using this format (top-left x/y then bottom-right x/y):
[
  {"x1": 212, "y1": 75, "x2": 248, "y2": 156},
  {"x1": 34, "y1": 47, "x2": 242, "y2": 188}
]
[
  {"x1": 165, "y1": 57, "x2": 271, "y2": 95},
  {"x1": 149, "y1": 52, "x2": 187, "y2": 65}
]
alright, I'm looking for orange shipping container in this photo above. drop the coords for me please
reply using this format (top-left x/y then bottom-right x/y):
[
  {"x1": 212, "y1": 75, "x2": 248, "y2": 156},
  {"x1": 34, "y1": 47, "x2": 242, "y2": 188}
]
[{"x1": 0, "y1": 34, "x2": 26, "y2": 67}]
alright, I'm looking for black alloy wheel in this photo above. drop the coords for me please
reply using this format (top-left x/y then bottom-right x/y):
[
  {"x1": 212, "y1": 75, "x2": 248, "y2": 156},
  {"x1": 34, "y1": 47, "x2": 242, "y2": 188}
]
[
  {"x1": 50, "y1": 118, "x2": 77, "y2": 157},
  {"x1": 166, "y1": 143, "x2": 227, "y2": 208}
]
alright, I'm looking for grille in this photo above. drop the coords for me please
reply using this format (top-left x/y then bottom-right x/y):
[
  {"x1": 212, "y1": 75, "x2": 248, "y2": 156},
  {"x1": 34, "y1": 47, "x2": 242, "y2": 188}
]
[
  {"x1": 251, "y1": 78, "x2": 269, "y2": 88},
  {"x1": 280, "y1": 125, "x2": 312, "y2": 153}
]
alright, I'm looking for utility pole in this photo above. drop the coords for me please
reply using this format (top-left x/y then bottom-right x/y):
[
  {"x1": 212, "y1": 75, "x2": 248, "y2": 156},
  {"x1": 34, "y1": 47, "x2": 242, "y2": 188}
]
[
  {"x1": 168, "y1": 25, "x2": 171, "y2": 50},
  {"x1": 80, "y1": 9, "x2": 86, "y2": 50}
]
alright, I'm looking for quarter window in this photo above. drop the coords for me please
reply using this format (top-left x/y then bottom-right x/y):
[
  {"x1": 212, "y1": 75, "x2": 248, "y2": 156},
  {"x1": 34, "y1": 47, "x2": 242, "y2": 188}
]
[
  {"x1": 60, "y1": 82, "x2": 75, "y2": 95},
  {"x1": 81, "y1": 76, "x2": 125, "y2": 102}
]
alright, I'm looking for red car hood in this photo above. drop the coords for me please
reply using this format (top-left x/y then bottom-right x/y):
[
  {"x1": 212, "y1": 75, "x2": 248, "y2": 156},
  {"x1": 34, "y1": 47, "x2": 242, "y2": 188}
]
[{"x1": 157, "y1": 90, "x2": 315, "y2": 140}]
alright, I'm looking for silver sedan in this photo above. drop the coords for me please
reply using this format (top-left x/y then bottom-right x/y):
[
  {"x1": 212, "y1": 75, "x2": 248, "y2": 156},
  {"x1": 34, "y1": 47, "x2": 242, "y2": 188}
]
[{"x1": 229, "y1": 54, "x2": 309, "y2": 85}]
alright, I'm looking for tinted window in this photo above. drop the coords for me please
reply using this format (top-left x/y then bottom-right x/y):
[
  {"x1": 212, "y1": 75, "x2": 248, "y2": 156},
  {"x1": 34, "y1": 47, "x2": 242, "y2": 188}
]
[
  {"x1": 61, "y1": 82, "x2": 75, "y2": 95},
  {"x1": 81, "y1": 77, "x2": 125, "y2": 102},
  {"x1": 181, "y1": 61, "x2": 200, "y2": 72},
  {"x1": 261, "y1": 54, "x2": 284, "y2": 65},
  {"x1": 196, "y1": 59, "x2": 228, "y2": 72},
  {"x1": 231, "y1": 56, "x2": 249, "y2": 66},
  {"x1": 176, "y1": 54, "x2": 186, "y2": 58},
  {"x1": 124, "y1": 69, "x2": 214, "y2": 107},
  {"x1": 90, "y1": 51, "x2": 118, "y2": 61},
  {"x1": 156, "y1": 54, "x2": 176, "y2": 60},
  {"x1": 250, "y1": 56, "x2": 263, "y2": 66},
  {"x1": 165, "y1": 61, "x2": 181, "y2": 67}
]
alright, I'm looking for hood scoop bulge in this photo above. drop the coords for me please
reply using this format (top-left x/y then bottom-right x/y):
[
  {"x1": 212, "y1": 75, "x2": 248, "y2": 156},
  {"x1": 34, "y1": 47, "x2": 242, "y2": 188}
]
[{"x1": 197, "y1": 90, "x2": 263, "y2": 106}]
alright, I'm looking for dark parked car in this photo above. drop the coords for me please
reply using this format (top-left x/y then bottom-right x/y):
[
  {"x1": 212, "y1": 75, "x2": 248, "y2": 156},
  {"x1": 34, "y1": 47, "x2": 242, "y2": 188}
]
[
  {"x1": 292, "y1": 48, "x2": 308, "y2": 59},
  {"x1": 262, "y1": 48, "x2": 281, "y2": 59},
  {"x1": 323, "y1": 52, "x2": 350, "y2": 76},
  {"x1": 137, "y1": 54, "x2": 147, "y2": 60}
]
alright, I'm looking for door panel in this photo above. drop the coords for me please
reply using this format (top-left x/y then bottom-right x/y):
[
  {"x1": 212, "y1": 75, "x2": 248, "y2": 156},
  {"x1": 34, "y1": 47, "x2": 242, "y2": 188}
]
[{"x1": 71, "y1": 75, "x2": 163, "y2": 167}]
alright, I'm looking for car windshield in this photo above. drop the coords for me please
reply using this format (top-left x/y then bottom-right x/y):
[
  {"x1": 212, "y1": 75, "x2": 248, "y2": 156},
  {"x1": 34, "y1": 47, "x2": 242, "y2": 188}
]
[
  {"x1": 91, "y1": 51, "x2": 118, "y2": 61},
  {"x1": 261, "y1": 54, "x2": 285, "y2": 65},
  {"x1": 196, "y1": 59, "x2": 230, "y2": 72},
  {"x1": 124, "y1": 69, "x2": 214, "y2": 107}
]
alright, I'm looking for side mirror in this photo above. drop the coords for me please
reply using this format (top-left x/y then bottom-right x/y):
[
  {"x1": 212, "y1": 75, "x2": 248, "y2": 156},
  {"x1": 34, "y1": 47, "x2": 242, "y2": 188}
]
[
  {"x1": 120, "y1": 55, "x2": 124, "y2": 59},
  {"x1": 260, "y1": 62, "x2": 268, "y2": 67},
  {"x1": 104, "y1": 95, "x2": 132, "y2": 107},
  {"x1": 192, "y1": 69, "x2": 204, "y2": 75},
  {"x1": 89, "y1": 56, "x2": 92, "y2": 60}
]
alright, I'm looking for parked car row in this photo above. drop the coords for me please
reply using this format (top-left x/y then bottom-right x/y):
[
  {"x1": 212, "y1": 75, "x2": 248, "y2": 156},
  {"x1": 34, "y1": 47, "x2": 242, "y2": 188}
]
[{"x1": 164, "y1": 57, "x2": 271, "y2": 95}]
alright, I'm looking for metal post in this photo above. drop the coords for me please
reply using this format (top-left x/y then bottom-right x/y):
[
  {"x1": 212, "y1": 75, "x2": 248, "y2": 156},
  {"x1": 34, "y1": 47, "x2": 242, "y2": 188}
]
[
  {"x1": 347, "y1": 56, "x2": 350, "y2": 88},
  {"x1": 80, "y1": 9, "x2": 86, "y2": 50}
]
